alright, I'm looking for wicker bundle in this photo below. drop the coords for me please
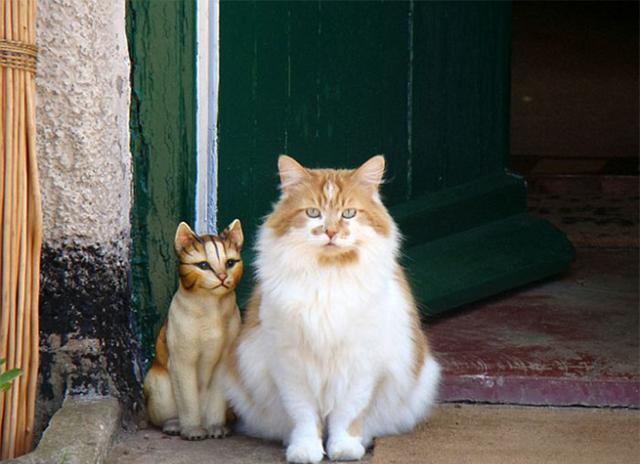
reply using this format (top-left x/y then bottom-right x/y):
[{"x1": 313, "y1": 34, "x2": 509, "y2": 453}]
[{"x1": 0, "y1": 0, "x2": 41, "y2": 458}]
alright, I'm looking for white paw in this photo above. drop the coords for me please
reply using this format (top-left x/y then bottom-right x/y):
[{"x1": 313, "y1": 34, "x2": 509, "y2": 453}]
[
  {"x1": 286, "y1": 438, "x2": 325, "y2": 463},
  {"x1": 162, "y1": 418, "x2": 180, "y2": 436},
  {"x1": 180, "y1": 425, "x2": 208, "y2": 441},
  {"x1": 327, "y1": 435, "x2": 365, "y2": 461},
  {"x1": 207, "y1": 424, "x2": 230, "y2": 438}
]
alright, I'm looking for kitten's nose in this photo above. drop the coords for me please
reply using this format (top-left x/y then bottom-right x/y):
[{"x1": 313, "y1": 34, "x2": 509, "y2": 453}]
[
  {"x1": 217, "y1": 273, "x2": 228, "y2": 282},
  {"x1": 326, "y1": 228, "x2": 337, "y2": 239}
]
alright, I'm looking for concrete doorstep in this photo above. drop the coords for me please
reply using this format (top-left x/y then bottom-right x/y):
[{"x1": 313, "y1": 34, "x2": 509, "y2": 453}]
[
  {"x1": 8, "y1": 396, "x2": 121, "y2": 464},
  {"x1": 11, "y1": 399, "x2": 638, "y2": 464},
  {"x1": 106, "y1": 404, "x2": 639, "y2": 464}
]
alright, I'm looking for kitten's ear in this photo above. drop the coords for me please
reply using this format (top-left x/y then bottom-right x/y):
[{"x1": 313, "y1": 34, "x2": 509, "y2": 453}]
[
  {"x1": 174, "y1": 222, "x2": 198, "y2": 254},
  {"x1": 223, "y1": 219, "x2": 244, "y2": 250},
  {"x1": 278, "y1": 155, "x2": 308, "y2": 193},
  {"x1": 354, "y1": 155, "x2": 385, "y2": 192}
]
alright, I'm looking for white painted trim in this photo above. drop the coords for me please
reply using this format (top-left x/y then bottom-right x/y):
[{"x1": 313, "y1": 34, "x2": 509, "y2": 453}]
[
  {"x1": 195, "y1": 0, "x2": 220, "y2": 234},
  {"x1": 207, "y1": 0, "x2": 220, "y2": 234},
  {"x1": 195, "y1": 0, "x2": 219, "y2": 234},
  {"x1": 195, "y1": 0, "x2": 210, "y2": 234}
]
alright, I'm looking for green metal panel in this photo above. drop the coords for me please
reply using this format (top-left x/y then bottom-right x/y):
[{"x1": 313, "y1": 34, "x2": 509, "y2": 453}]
[
  {"x1": 214, "y1": 1, "x2": 574, "y2": 313},
  {"x1": 127, "y1": 0, "x2": 197, "y2": 361}
]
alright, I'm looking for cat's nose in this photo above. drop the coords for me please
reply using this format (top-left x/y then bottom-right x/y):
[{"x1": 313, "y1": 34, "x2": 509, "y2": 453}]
[
  {"x1": 325, "y1": 228, "x2": 337, "y2": 239},
  {"x1": 217, "y1": 273, "x2": 228, "y2": 282}
]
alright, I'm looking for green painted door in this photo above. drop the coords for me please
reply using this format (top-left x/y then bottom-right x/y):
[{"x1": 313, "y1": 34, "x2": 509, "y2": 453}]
[{"x1": 216, "y1": 0, "x2": 574, "y2": 313}]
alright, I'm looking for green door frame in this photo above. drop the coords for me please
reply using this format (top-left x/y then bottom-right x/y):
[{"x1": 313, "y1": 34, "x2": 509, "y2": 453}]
[{"x1": 127, "y1": 0, "x2": 198, "y2": 361}]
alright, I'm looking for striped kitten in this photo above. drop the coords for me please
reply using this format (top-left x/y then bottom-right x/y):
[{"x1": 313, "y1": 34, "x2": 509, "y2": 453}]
[
  {"x1": 144, "y1": 221, "x2": 243, "y2": 440},
  {"x1": 226, "y1": 156, "x2": 441, "y2": 463}
]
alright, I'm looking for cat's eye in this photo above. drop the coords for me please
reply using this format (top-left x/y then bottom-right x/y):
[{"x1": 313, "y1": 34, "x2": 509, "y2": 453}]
[
  {"x1": 226, "y1": 259, "x2": 239, "y2": 268},
  {"x1": 306, "y1": 208, "x2": 321, "y2": 218},
  {"x1": 195, "y1": 262, "x2": 211, "y2": 270},
  {"x1": 342, "y1": 208, "x2": 357, "y2": 219}
]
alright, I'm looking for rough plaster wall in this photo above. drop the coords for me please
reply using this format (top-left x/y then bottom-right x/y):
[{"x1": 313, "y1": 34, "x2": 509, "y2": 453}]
[
  {"x1": 36, "y1": 0, "x2": 131, "y2": 251},
  {"x1": 34, "y1": 0, "x2": 143, "y2": 443}
]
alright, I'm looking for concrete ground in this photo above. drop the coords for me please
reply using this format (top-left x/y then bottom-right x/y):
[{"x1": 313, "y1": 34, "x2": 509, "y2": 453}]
[
  {"x1": 372, "y1": 404, "x2": 640, "y2": 464},
  {"x1": 106, "y1": 404, "x2": 639, "y2": 464},
  {"x1": 106, "y1": 430, "x2": 292, "y2": 464}
]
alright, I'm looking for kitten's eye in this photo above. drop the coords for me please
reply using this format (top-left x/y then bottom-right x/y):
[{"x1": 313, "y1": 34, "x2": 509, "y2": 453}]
[
  {"x1": 342, "y1": 208, "x2": 357, "y2": 219},
  {"x1": 306, "y1": 208, "x2": 321, "y2": 218},
  {"x1": 226, "y1": 259, "x2": 239, "y2": 268},
  {"x1": 196, "y1": 262, "x2": 210, "y2": 270}
]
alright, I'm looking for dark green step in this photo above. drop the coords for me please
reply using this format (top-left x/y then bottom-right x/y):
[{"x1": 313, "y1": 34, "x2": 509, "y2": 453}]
[
  {"x1": 390, "y1": 172, "x2": 527, "y2": 248},
  {"x1": 403, "y1": 213, "x2": 575, "y2": 315}
]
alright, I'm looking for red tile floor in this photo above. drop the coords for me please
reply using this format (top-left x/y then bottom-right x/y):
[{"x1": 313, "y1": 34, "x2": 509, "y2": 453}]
[{"x1": 425, "y1": 175, "x2": 639, "y2": 408}]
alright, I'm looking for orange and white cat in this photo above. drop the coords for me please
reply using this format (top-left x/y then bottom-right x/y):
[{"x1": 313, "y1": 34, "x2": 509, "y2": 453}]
[
  {"x1": 144, "y1": 221, "x2": 243, "y2": 440},
  {"x1": 226, "y1": 156, "x2": 440, "y2": 463}
]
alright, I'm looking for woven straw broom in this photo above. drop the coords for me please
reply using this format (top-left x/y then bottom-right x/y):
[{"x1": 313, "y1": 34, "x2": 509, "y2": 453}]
[{"x1": 0, "y1": 0, "x2": 41, "y2": 458}]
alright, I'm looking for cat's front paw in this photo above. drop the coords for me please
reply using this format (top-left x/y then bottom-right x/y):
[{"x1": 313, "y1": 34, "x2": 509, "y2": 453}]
[
  {"x1": 207, "y1": 424, "x2": 230, "y2": 439},
  {"x1": 162, "y1": 418, "x2": 181, "y2": 436},
  {"x1": 327, "y1": 434, "x2": 365, "y2": 461},
  {"x1": 180, "y1": 425, "x2": 208, "y2": 441},
  {"x1": 286, "y1": 438, "x2": 324, "y2": 463}
]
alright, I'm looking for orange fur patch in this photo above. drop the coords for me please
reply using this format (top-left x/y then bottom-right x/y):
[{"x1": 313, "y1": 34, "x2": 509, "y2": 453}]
[
  {"x1": 152, "y1": 324, "x2": 169, "y2": 370},
  {"x1": 347, "y1": 415, "x2": 364, "y2": 438},
  {"x1": 396, "y1": 268, "x2": 429, "y2": 379},
  {"x1": 317, "y1": 249, "x2": 359, "y2": 267},
  {"x1": 242, "y1": 289, "x2": 262, "y2": 333}
]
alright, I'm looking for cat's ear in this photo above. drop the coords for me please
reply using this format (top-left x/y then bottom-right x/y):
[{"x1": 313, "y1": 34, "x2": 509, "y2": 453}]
[
  {"x1": 278, "y1": 155, "x2": 309, "y2": 193},
  {"x1": 354, "y1": 155, "x2": 385, "y2": 192},
  {"x1": 223, "y1": 219, "x2": 244, "y2": 250},
  {"x1": 174, "y1": 222, "x2": 198, "y2": 254}
]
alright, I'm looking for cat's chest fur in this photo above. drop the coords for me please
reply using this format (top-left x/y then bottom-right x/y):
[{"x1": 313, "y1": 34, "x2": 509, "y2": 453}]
[{"x1": 261, "y1": 260, "x2": 396, "y2": 352}]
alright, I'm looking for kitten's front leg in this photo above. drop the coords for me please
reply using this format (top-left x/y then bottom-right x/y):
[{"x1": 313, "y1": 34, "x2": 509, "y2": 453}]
[
  {"x1": 276, "y1": 377, "x2": 324, "y2": 463},
  {"x1": 204, "y1": 364, "x2": 230, "y2": 438},
  {"x1": 286, "y1": 408, "x2": 324, "y2": 464},
  {"x1": 326, "y1": 377, "x2": 375, "y2": 461},
  {"x1": 170, "y1": 360, "x2": 208, "y2": 440}
]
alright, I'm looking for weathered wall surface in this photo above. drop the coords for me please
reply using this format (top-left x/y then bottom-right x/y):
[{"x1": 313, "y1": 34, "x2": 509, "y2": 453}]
[
  {"x1": 35, "y1": 0, "x2": 142, "y2": 441},
  {"x1": 37, "y1": 0, "x2": 131, "y2": 249}
]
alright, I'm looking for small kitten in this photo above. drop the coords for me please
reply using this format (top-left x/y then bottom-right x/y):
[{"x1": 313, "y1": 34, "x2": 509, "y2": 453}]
[
  {"x1": 225, "y1": 156, "x2": 441, "y2": 463},
  {"x1": 144, "y1": 220, "x2": 243, "y2": 440}
]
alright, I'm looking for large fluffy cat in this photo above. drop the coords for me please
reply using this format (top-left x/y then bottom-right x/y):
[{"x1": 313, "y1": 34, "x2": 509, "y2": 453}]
[
  {"x1": 144, "y1": 220, "x2": 243, "y2": 440},
  {"x1": 225, "y1": 156, "x2": 440, "y2": 463}
]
